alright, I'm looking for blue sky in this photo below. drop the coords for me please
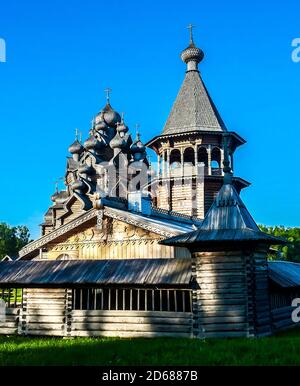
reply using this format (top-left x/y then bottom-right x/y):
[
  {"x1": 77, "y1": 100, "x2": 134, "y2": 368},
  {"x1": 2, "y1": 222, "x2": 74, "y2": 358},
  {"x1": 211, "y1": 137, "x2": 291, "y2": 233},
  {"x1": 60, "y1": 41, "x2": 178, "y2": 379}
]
[{"x1": 0, "y1": 0, "x2": 299, "y2": 238}]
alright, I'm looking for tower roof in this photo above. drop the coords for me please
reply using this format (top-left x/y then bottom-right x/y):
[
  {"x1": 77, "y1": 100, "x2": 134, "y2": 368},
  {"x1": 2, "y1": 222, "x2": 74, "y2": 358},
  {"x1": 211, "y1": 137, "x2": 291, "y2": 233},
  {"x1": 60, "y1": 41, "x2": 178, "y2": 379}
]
[{"x1": 162, "y1": 28, "x2": 227, "y2": 136}]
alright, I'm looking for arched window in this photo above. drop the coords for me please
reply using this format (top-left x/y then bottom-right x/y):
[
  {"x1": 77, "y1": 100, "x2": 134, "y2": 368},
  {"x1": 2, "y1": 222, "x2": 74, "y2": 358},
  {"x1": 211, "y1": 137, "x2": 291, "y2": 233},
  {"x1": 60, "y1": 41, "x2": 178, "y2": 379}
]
[
  {"x1": 170, "y1": 149, "x2": 181, "y2": 169},
  {"x1": 211, "y1": 147, "x2": 221, "y2": 169},
  {"x1": 198, "y1": 147, "x2": 208, "y2": 167},
  {"x1": 183, "y1": 147, "x2": 195, "y2": 166}
]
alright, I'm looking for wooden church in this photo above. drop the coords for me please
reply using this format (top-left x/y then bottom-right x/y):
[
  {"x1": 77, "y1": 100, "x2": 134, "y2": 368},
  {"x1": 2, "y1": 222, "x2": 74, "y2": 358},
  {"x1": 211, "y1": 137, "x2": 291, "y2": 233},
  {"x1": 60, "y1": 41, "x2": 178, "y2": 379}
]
[{"x1": 0, "y1": 29, "x2": 298, "y2": 338}]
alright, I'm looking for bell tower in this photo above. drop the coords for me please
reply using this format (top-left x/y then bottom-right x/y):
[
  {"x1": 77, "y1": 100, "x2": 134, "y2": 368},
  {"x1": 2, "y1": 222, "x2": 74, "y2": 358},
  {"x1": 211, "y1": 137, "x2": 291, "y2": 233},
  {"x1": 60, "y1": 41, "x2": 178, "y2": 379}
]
[{"x1": 146, "y1": 26, "x2": 249, "y2": 218}]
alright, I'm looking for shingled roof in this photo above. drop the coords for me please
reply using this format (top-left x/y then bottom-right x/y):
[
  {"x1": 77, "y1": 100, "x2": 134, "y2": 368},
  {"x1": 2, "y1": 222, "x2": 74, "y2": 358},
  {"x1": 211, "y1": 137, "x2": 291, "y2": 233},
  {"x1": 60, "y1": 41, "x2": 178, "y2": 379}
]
[{"x1": 162, "y1": 71, "x2": 227, "y2": 135}]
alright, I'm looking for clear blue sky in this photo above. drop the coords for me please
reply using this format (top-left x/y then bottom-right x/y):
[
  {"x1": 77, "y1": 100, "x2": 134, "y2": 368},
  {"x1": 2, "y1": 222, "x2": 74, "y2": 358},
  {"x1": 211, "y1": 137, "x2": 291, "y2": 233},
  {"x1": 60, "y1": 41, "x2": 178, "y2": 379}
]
[{"x1": 0, "y1": 0, "x2": 299, "y2": 238}]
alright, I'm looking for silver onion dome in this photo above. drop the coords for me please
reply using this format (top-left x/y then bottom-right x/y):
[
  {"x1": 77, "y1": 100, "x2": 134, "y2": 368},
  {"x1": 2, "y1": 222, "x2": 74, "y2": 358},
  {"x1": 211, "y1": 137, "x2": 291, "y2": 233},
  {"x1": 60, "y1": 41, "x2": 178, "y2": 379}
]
[
  {"x1": 102, "y1": 103, "x2": 121, "y2": 128},
  {"x1": 84, "y1": 135, "x2": 105, "y2": 151},
  {"x1": 110, "y1": 132, "x2": 127, "y2": 149}
]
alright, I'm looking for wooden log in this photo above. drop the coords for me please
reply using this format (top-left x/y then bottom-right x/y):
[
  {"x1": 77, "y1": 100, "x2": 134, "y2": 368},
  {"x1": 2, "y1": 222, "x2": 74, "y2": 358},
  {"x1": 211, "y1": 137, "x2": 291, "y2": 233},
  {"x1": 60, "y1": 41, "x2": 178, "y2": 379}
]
[
  {"x1": 70, "y1": 316, "x2": 192, "y2": 325},
  {"x1": 5, "y1": 308, "x2": 20, "y2": 315},
  {"x1": 200, "y1": 316, "x2": 246, "y2": 324},
  {"x1": 23, "y1": 310, "x2": 65, "y2": 316},
  {"x1": 203, "y1": 331, "x2": 247, "y2": 338},
  {"x1": 26, "y1": 305, "x2": 65, "y2": 310},
  {"x1": 27, "y1": 324, "x2": 64, "y2": 331},
  {"x1": 26, "y1": 316, "x2": 65, "y2": 323},
  {"x1": 71, "y1": 322, "x2": 191, "y2": 333},
  {"x1": 0, "y1": 328, "x2": 18, "y2": 335},
  {"x1": 202, "y1": 323, "x2": 248, "y2": 332},
  {"x1": 71, "y1": 310, "x2": 192, "y2": 318},
  {"x1": 70, "y1": 330, "x2": 192, "y2": 338},
  {"x1": 26, "y1": 330, "x2": 64, "y2": 336}
]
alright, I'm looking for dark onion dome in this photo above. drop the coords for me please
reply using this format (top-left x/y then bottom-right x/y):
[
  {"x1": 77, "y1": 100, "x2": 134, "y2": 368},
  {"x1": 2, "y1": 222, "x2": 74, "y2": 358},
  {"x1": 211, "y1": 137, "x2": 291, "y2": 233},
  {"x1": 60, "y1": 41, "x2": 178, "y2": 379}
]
[
  {"x1": 110, "y1": 132, "x2": 127, "y2": 149},
  {"x1": 78, "y1": 163, "x2": 94, "y2": 176},
  {"x1": 70, "y1": 179, "x2": 86, "y2": 192},
  {"x1": 94, "y1": 112, "x2": 109, "y2": 132},
  {"x1": 68, "y1": 139, "x2": 84, "y2": 155},
  {"x1": 130, "y1": 133, "x2": 145, "y2": 154},
  {"x1": 102, "y1": 103, "x2": 121, "y2": 128},
  {"x1": 84, "y1": 135, "x2": 105, "y2": 151}
]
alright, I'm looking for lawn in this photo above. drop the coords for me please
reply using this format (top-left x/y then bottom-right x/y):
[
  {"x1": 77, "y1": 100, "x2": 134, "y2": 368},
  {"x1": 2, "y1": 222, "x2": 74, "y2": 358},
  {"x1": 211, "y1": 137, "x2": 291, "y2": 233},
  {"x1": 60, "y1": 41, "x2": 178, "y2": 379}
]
[{"x1": 0, "y1": 329, "x2": 300, "y2": 366}]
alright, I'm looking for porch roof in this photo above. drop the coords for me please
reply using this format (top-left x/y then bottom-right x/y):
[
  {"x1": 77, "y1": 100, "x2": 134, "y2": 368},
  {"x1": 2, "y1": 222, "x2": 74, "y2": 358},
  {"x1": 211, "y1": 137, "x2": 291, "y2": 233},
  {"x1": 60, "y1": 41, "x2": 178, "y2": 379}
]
[{"x1": 0, "y1": 259, "x2": 192, "y2": 287}]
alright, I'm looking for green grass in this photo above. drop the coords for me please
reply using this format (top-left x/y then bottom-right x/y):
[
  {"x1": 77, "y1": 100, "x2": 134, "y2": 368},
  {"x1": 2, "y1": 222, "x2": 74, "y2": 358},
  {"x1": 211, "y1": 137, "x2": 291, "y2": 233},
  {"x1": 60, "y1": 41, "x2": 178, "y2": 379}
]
[{"x1": 0, "y1": 329, "x2": 300, "y2": 366}]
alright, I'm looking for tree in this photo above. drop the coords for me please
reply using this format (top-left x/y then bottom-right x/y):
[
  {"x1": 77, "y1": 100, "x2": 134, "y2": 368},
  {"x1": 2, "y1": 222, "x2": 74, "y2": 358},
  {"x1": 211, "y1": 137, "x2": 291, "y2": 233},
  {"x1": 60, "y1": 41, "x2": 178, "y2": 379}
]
[
  {"x1": 259, "y1": 225, "x2": 300, "y2": 262},
  {"x1": 0, "y1": 223, "x2": 30, "y2": 260}
]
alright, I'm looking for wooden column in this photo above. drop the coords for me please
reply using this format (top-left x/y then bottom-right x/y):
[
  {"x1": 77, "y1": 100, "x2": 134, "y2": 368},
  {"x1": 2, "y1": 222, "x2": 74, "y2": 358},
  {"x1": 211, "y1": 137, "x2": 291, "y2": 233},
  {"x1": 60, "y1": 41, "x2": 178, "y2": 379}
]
[
  {"x1": 207, "y1": 145, "x2": 212, "y2": 175},
  {"x1": 166, "y1": 149, "x2": 171, "y2": 178},
  {"x1": 157, "y1": 154, "x2": 160, "y2": 179},
  {"x1": 180, "y1": 148, "x2": 184, "y2": 177},
  {"x1": 194, "y1": 145, "x2": 198, "y2": 175},
  {"x1": 220, "y1": 148, "x2": 224, "y2": 176}
]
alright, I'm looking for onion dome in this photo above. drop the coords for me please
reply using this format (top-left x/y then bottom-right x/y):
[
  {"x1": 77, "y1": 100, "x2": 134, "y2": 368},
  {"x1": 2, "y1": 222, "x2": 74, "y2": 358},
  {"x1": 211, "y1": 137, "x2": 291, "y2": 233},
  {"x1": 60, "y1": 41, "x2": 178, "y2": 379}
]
[
  {"x1": 102, "y1": 103, "x2": 121, "y2": 128},
  {"x1": 78, "y1": 163, "x2": 94, "y2": 176},
  {"x1": 130, "y1": 132, "x2": 145, "y2": 155},
  {"x1": 94, "y1": 112, "x2": 109, "y2": 132},
  {"x1": 180, "y1": 24, "x2": 204, "y2": 71},
  {"x1": 84, "y1": 135, "x2": 105, "y2": 151},
  {"x1": 68, "y1": 139, "x2": 84, "y2": 155},
  {"x1": 110, "y1": 132, "x2": 127, "y2": 150}
]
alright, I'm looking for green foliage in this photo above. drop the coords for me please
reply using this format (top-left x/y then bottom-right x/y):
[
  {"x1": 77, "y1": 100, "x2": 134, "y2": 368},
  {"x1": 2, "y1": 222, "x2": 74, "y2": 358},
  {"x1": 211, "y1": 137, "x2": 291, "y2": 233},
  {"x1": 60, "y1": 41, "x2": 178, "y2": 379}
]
[
  {"x1": 1, "y1": 329, "x2": 300, "y2": 365},
  {"x1": 0, "y1": 223, "x2": 30, "y2": 260},
  {"x1": 259, "y1": 225, "x2": 300, "y2": 262}
]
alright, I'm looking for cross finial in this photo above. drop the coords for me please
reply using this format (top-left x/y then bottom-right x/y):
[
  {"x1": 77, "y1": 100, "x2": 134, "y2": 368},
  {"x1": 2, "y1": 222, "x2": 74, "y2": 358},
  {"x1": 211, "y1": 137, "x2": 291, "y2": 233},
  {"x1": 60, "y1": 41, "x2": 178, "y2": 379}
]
[
  {"x1": 104, "y1": 87, "x2": 112, "y2": 103},
  {"x1": 187, "y1": 23, "x2": 195, "y2": 45},
  {"x1": 75, "y1": 128, "x2": 79, "y2": 140},
  {"x1": 121, "y1": 112, "x2": 125, "y2": 122}
]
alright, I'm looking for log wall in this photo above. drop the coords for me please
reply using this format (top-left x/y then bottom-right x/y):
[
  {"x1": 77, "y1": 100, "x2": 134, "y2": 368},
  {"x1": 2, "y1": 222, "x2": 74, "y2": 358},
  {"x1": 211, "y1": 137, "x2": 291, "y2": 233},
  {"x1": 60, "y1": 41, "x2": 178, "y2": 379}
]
[
  {"x1": 21, "y1": 288, "x2": 67, "y2": 336},
  {"x1": 69, "y1": 310, "x2": 193, "y2": 338},
  {"x1": 271, "y1": 306, "x2": 298, "y2": 332},
  {"x1": 0, "y1": 308, "x2": 20, "y2": 335},
  {"x1": 192, "y1": 249, "x2": 272, "y2": 338}
]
